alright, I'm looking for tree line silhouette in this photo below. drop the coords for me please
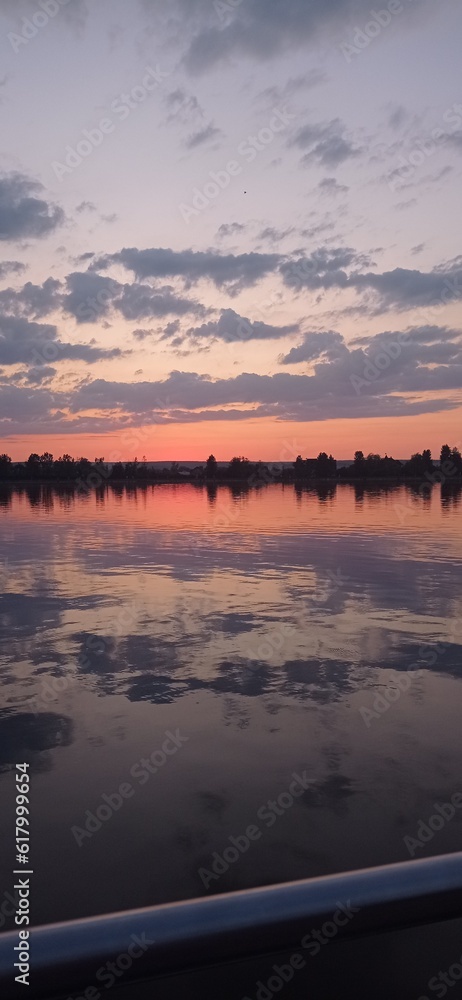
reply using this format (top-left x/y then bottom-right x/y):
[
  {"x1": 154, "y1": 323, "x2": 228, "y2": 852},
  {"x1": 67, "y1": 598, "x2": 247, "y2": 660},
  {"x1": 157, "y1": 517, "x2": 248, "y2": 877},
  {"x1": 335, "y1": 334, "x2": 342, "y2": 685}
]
[{"x1": 0, "y1": 446, "x2": 461, "y2": 485}]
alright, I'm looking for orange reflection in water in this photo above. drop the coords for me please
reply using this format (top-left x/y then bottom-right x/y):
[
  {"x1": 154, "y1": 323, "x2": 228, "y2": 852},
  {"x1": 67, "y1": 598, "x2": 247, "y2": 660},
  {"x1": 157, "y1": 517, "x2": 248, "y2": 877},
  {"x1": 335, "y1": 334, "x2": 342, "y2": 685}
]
[{"x1": 1, "y1": 481, "x2": 461, "y2": 540}]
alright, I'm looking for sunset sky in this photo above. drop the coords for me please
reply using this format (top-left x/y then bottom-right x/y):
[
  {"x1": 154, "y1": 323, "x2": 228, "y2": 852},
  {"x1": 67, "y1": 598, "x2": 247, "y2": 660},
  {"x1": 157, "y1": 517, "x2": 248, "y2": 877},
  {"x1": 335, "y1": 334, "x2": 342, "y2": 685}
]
[{"x1": 0, "y1": 0, "x2": 461, "y2": 461}]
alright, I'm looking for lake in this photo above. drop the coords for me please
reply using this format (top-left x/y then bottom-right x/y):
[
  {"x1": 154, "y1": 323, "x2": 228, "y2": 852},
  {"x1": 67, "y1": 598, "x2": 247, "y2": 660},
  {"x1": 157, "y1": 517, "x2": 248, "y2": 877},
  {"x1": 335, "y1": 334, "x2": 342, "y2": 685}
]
[{"x1": 1, "y1": 481, "x2": 461, "y2": 939}]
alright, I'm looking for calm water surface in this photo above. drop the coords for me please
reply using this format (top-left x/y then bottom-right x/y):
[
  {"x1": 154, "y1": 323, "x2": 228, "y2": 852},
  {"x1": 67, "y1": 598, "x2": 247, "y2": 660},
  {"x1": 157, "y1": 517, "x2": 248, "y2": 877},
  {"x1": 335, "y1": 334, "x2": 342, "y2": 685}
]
[{"x1": 0, "y1": 482, "x2": 461, "y2": 929}]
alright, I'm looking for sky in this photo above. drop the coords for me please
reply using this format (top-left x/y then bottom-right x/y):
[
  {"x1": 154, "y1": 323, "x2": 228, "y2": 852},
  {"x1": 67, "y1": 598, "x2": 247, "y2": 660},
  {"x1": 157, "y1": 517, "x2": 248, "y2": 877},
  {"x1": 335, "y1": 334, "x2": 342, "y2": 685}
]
[{"x1": 0, "y1": 0, "x2": 461, "y2": 461}]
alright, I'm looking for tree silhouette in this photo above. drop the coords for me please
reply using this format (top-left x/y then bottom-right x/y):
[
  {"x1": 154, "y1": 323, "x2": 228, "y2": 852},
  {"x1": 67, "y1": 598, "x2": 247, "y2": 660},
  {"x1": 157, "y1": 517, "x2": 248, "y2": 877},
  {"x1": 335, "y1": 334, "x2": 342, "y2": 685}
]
[{"x1": 206, "y1": 454, "x2": 218, "y2": 478}]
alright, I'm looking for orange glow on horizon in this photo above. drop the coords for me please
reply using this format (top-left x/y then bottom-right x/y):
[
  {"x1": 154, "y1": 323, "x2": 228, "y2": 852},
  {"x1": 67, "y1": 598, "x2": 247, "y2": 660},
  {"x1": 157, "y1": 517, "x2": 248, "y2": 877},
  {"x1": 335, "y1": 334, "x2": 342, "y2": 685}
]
[{"x1": 2, "y1": 407, "x2": 461, "y2": 463}]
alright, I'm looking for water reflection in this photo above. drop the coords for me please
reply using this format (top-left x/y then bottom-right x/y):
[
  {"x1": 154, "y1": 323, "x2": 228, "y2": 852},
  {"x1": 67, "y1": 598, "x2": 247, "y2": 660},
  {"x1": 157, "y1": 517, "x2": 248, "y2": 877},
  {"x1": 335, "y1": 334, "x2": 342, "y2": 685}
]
[
  {"x1": 2, "y1": 478, "x2": 457, "y2": 511},
  {"x1": 0, "y1": 483, "x2": 461, "y2": 928},
  {"x1": 441, "y1": 482, "x2": 462, "y2": 510},
  {"x1": 0, "y1": 711, "x2": 73, "y2": 770}
]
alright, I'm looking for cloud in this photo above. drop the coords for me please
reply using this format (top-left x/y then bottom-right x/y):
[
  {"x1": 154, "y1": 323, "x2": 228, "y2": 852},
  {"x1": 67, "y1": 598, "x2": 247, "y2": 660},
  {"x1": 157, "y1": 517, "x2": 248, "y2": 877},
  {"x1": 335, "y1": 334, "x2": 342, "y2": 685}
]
[
  {"x1": 280, "y1": 245, "x2": 372, "y2": 290},
  {"x1": 351, "y1": 263, "x2": 462, "y2": 311},
  {"x1": 132, "y1": 328, "x2": 156, "y2": 341},
  {"x1": 188, "y1": 308, "x2": 299, "y2": 344},
  {"x1": 185, "y1": 122, "x2": 223, "y2": 149},
  {"x1": 257, "y1": 226, "x2": 295, "y2": 244},
  {"x1": 93, "y1": 246, "x2": 279, "y2": 292},
  {"x1": 216, "y1": 222, "x2": 247, "y2": 239},
  {"x1": 280, "y1": 252, "x2": 462, "y2": 313},
  {"x1": 68, "y1": 321, "x2": 462, "y2": 423},
  {"x1": 395, "y1": 198, "x2": 417, "y2": 211},
  {"x1": 2, "y1": 320, "x2": 461, "y2": 434},
  {"x1": 76, "y1": 201, "x2": 97, "y2": 213},
  {"x1": 175, "y1": 0, "x2": 428, "y2": 73},
  {"x1": 162, "y1": 86, "x2": 223, "y2": 149},
  {"x1": 0, "y1": 278, "x2": 61, "y2": 319},
  {"x1": 0, "y1": 260, "x2": 26, "y2": 279},
  {"x1": 289, "y1": 119, "x2": 362, "y2": 167},
  {"x1": 0, "y1": 313, "x2": 126, "y2": 367},
  {"x1": 62, "y1": 271, "x2": 208, "y2": 323},
  {"x1": 0, "y1": 383, "x2": 60, "y2": 423},
  {"x1": 318, "y1": 177, "x2": 348, "y2": 196},
  {"x1": 387, "y1": 105, "x2": 409, "y2": 131},
  {"x1": 257, "y1": 69, "x2": 327, "y2": 106},
  {"x1": 0, "y1": 172, "x2": 64, "y2": 241},
  {"x1": 158, "y1": 320, "x2": 181, "y2": 340},
  {"x1": 23, "y1": 365, "x2": 57, "y2": 385},
  {"x1": 163, "y1": 87, "x2": 203, "y2": 125},
  {"x1": 280, "y1": 331, "x2": 347, "y2": 364}
]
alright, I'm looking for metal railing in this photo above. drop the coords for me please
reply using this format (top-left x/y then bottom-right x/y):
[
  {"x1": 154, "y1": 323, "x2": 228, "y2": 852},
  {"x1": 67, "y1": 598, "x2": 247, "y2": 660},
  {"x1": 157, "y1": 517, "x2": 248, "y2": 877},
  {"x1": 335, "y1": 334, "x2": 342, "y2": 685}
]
[{"x1": 1, "y1": 850, "x2": 462, "y2": 999}]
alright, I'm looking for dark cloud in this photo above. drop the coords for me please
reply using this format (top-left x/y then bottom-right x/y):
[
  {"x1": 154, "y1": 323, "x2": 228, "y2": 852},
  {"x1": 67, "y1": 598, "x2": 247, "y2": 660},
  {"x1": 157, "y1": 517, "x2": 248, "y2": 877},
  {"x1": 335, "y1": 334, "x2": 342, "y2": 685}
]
[
  {"x1": 132, "y1": 328, "x2": 156, "y2": 341},
  {"x1": 395, "y1": 198, "x2": 417, "y2": 211},
  {"x1": 0, "y1": 172, "x2": 64, "y2": 241},
  {"x1": 3, "y1": 318, "x2": 460, "y2": 435},
  {"x1": 0, "y1": 383, "x2": 61, "y2": 422},
  {"x1": 93, "y1": 246, "x2": 279, "y2": 292},
  {"x1": 289, "y1": 119, "x2": 362, "y2": 167},
  {"x1": 173, "y1": 0, "x2": 428, "y2": 73},
  {"x1": 185, "y1": 122, "x2": 223, "y2": 149},
  {"x1": 188, "y1": 308, "x2": 299, "y2": 344},
  {"x1": 318, "y1": 177, "x2": 348, "y2": 196},
  {"x1": 216, "y1": 222, "x2": 247, "y2": 239},
  {"x1": 258, "y1": 226, "x2": 295, "y2": 244},
  {"x1": 162, "y1": 87, "x2": 223, "y2": 149},
  {"x1": 280, "y1": 246, "x2": 372, "y2": 290},
  {"x1": 257, "y1": 69, "x2": 327, "y2": 106},
  {"x1": 351, "y1": 264, "x2": 462, "y2": 311},
  {"x1": 280, "y1": 252, "x2": 462, "y2": 313},
  {"x1": 76, "y1": 252, "x2": 96, "y2": 262},
  {"x1": 158, "y1": 320, "x2": 181, "y2": 340},
  {"x1": 63, "y1": 271, "x2": 208, "y2": 323},
  {"x1": 67, "y1": 322, "x2": 462, "y2": 424},
  {"x1": 0, "y1": 313, "x2": 126, "y2": 367},
  {"x1": 280, "y1": 331, "x2": 347, "y2": 364},
  {"x1": 23, "y1": 365, "x2": 57, "y2": 385},
  {"x1": 0, "y1": 260, "x2": 26, "y2": 279},
  {"x1": 0, "y1": 278, "x2": 61, "y2": 319},
  {"x1": 76, "y1": 201, "x2": 97, "y2": 213},
  {"x1": 387, "y1": 106, "x2": 409, "y2": 131},
  {"x1": 163, "y1": 87, "x2": 203, "y2": 125}
]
